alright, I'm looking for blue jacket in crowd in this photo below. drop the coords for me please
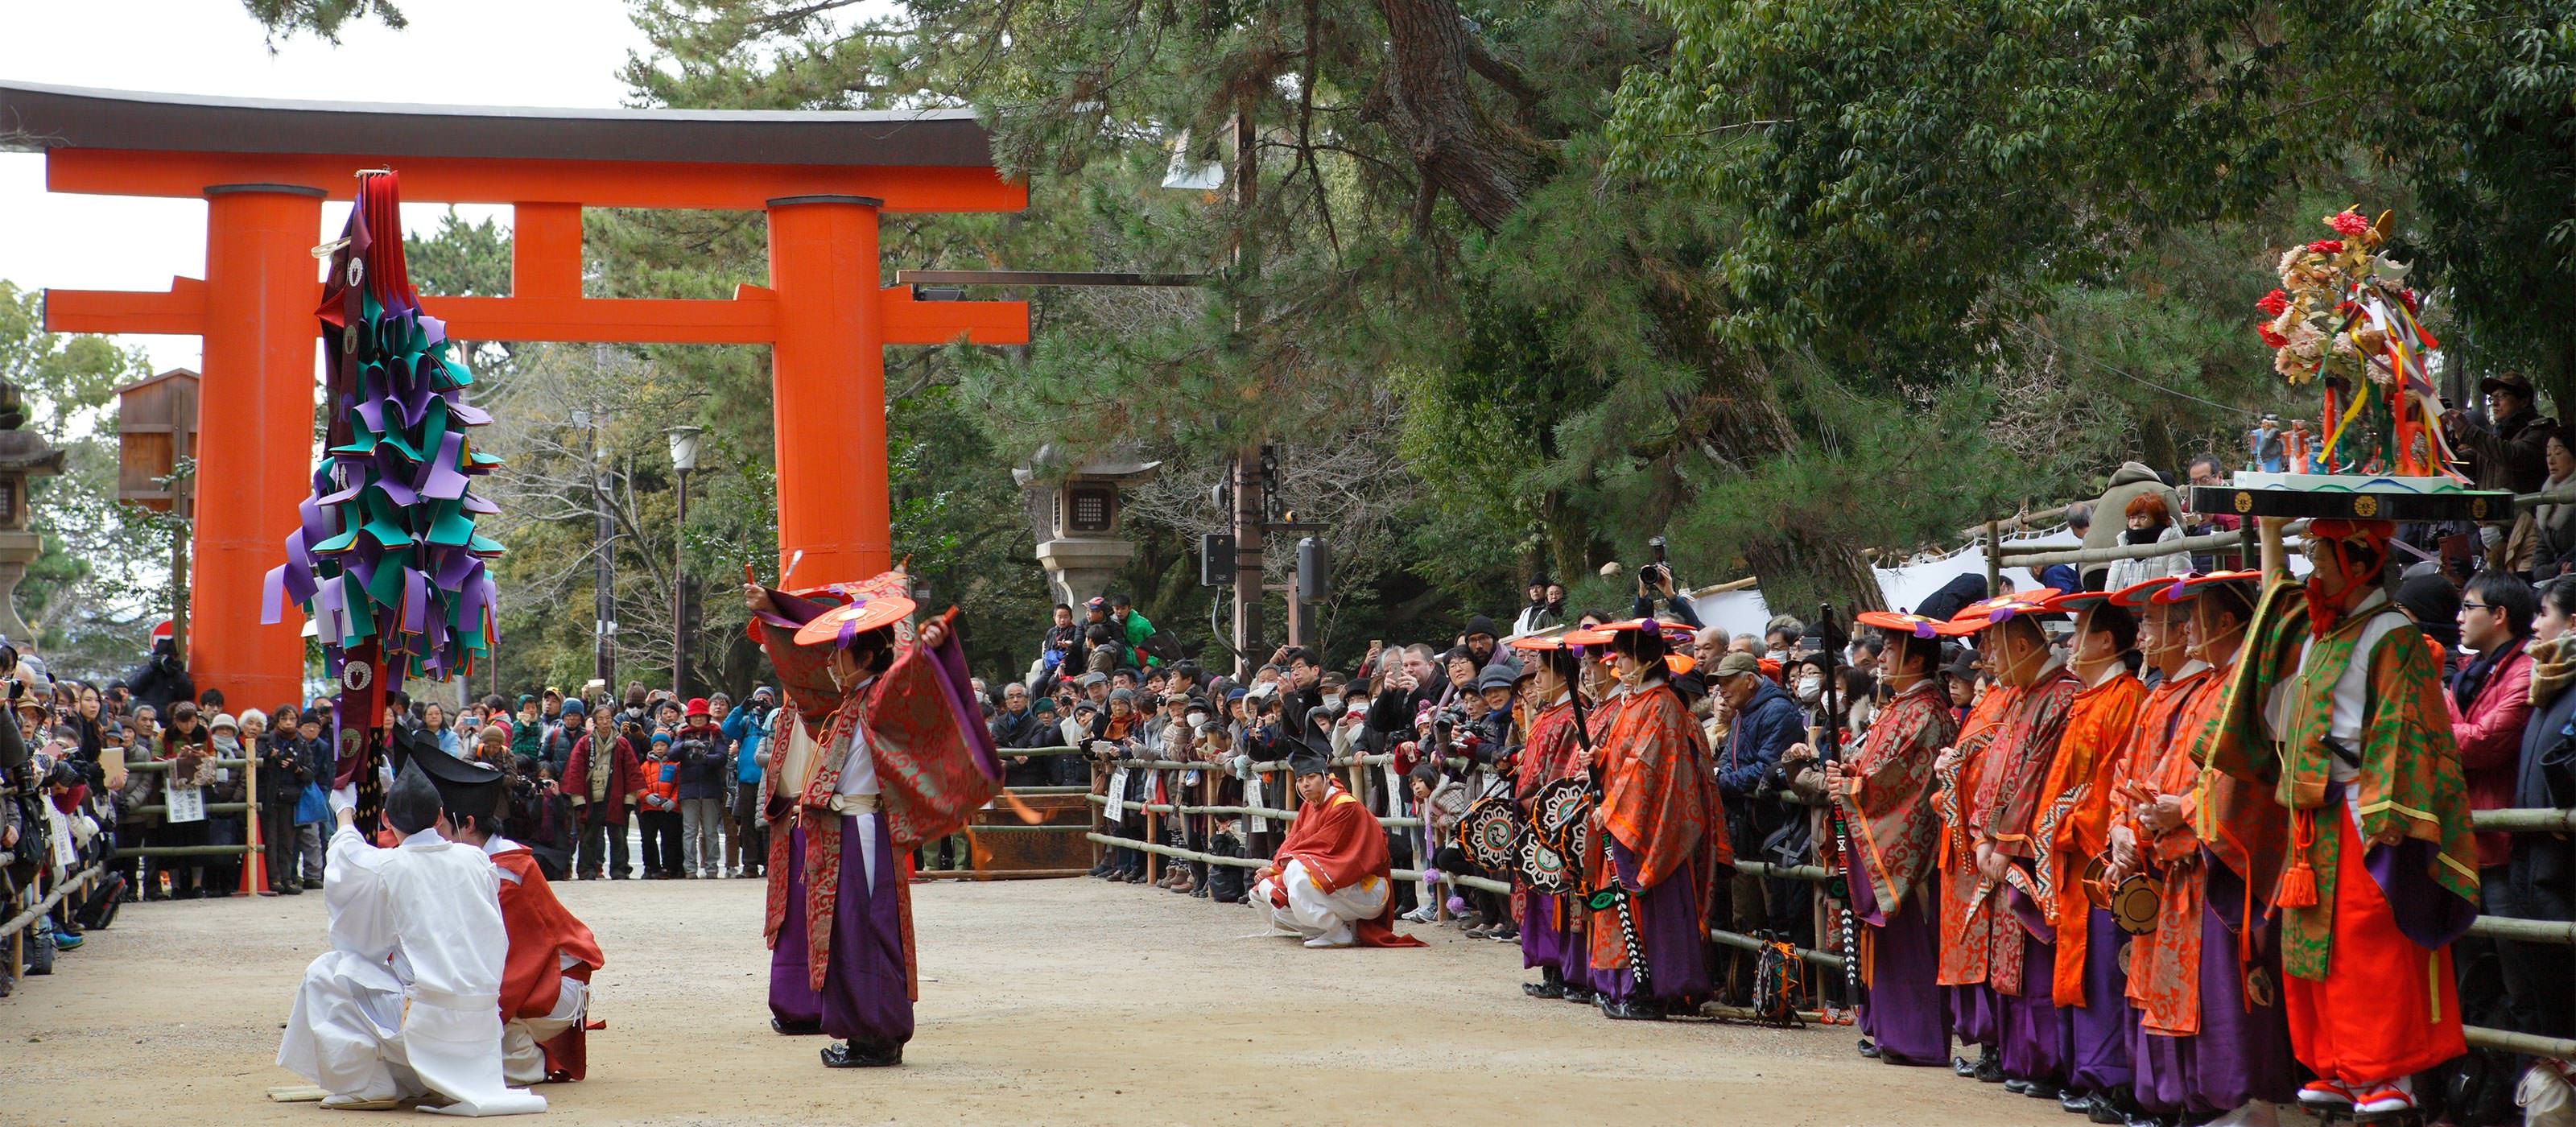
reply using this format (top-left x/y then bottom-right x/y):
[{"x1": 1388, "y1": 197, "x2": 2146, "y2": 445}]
[{"x1": 724, "y1": 704, "x2": 767, "y2": 785}]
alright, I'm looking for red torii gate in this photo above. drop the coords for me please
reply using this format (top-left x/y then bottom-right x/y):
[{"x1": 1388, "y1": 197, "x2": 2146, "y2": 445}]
[{"x1": 3, "y1": 82, "x2": 1029, "y2": 708}]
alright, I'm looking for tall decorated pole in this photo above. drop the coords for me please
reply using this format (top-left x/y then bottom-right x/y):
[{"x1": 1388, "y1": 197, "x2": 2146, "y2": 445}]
[{"x1": 263, "y1": 170, "x2": 502, "y2": 836}]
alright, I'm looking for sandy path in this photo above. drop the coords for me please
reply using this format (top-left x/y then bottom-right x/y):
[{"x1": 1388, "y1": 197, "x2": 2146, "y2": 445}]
[{"x1": 2, "y1": 874, "x2": 2062, "y2": 1125}]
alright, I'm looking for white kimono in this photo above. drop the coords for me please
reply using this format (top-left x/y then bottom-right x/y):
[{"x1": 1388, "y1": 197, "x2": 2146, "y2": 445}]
[
  {"x1": 1253, "y1": 859, "x2": 1389, "y2": 947},
  {"x1": 279, "y1": 824, "x2": 546, "y2": 1116}
]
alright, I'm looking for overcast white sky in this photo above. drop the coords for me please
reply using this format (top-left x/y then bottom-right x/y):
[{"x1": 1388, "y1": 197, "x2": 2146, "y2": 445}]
[{"x1": 0, "y1": 0, "x2": 648, "y2": 373}]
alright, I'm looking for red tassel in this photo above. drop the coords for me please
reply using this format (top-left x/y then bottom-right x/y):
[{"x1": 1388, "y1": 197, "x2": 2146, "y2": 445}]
[
  {"x1": 2276, "y1": 809, "x2": 2320, "y2": 908},
  {"x1": 2276, "y1": 861, "x2": 2318, "y2": 908}
]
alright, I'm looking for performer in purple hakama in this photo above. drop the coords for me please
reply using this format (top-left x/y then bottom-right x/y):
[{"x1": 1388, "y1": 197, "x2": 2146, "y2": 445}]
[
  {"x1": 1830, "y1": 612, "x2": 1965, "y2": 1066},
  {"x1": 1834, "y1": 617, "x2": 1967, "y2": 1065},
  {"x1": 1509, "y1": 637, "x2": 1600, "y2": 1004},
  {"x1": 745, "y1": 568, "x2": 1004, "y2": 1068}
]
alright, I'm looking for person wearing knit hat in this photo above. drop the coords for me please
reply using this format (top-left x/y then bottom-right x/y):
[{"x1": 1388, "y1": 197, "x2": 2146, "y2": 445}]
[{"x1": 2200, "y1": 519, "x2": 2478, "y2": 1120}]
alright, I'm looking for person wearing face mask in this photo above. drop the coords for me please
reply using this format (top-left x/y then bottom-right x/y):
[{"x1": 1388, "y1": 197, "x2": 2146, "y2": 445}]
[
  {"x1": 2022, "y1": 591, "x2": 2149, "y2": 1120},
  {"x1": 2106, "y1": 572, "x2": 2293, "y2": 1127},
  {"x1": 1825, "y1": 613, "x2": 1968, "y2": 1067},
  {"x1": 2202, "y1": 519, "x2": 2479, "y2": 1121},
  {"x1": 1947, "y1": 590, "x2": 2083, "y2": 1098}
]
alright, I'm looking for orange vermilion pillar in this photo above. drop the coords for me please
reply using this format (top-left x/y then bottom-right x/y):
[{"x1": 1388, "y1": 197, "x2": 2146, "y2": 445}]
[
  {"x1": 766, "y1": 195, "x2": 890, "y2": 586},
  {"x1": 196, "y1": 184, "x2": 324, "y2": 708}
]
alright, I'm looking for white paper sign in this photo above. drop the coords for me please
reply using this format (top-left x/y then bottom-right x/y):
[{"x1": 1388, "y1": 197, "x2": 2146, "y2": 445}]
[
  {"x1": 1244, "y1": 771, "x2": 1268, "y2": 833},
  {"x1": 164, "y1": 784, "x2": 206, "y2": 824},
  {"x1": 1105, "y1": 768, "x2": 1130, "y2": 825}
]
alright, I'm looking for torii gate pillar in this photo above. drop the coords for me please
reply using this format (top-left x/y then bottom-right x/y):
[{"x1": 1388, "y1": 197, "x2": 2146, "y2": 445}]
[
  {"x1": 768, "y1": 195, "x2": 890, "y2": 581},
  {"x1": 200, "y1": 184, "x2": 328, "y2": 709}
]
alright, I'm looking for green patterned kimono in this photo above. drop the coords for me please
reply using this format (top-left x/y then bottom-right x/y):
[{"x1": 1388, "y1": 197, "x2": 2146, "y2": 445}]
[{"x1": 2201, "y1": 580, "x2": 2479, "y2": 981}]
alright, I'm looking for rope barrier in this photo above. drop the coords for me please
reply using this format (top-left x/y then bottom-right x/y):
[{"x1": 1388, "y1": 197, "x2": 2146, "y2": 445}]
[{"x1": 0, "y1": 863, "x2": 101, "y2": 937}]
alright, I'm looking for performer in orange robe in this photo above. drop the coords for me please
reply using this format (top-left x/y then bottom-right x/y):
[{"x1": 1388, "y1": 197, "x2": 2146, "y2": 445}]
[
  {"x1": 745, "y1": 570, "x2": 1004, "y2": 1069},
  {"x1": 417, "y1": 743, "x2": 607, "y2": 1086},
  {"x1": 1254, "y1": 747, "x2": 1425, "y2": 948},
  {"x1": 1938, "y1": 654, "x2": 2021, "y2": 1080},
  {"x1": 1511, "y1": 638, "x2": 1594, "y2": 999},
  {"x1": 1833, "y1": 613, "x2": 1964, "y2": 1067},
  {"x1": 2112, "y1": 572, "x2": 2295, "y2": 1122},
  {"x1": 1576, "y1": 619, "x2": 1726, "y2": 1022},
  {"x1": 486, "y1": 831, "x2": 604, "y2": 1084},
  {"x1": 1952, "y1": 592, "x2": 2082, "y2": 1095},
  {"x1": 2030, "y1": 590, "x2": 2149, "y2": 1119}
]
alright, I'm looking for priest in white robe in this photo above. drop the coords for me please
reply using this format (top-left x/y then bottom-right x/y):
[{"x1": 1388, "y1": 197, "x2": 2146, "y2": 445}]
[{"x1": 279, "y1": 751, "x2": 547, "y2": 1116}]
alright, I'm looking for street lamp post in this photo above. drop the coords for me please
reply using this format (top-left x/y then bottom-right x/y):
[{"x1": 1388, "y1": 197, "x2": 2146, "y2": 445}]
[{"x1": 666, "y1": 425, "x2": 703, "y2": 699}]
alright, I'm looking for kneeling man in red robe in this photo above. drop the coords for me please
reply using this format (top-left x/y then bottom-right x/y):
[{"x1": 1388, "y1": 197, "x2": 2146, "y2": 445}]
[
  {"x1": 427, "y1": 752, "x2": 605, "y2": 1084},
  {"x1": 1253, "y1": 745, "x2": 1424, "y2": 949}
]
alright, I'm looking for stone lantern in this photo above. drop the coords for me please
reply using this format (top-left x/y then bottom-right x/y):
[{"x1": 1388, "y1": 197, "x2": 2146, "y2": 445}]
[
  {"x1": 0, "y1": 378, "x2": 68, "y2": 642},
  {"x1": 1013, "y1": 445, "x2": 1159, "y2": 607}
]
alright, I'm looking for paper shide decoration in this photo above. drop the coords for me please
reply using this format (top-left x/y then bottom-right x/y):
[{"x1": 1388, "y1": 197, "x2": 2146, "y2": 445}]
[{"x1": 263, "y1": 168, "x2": 502, "y2": 700}]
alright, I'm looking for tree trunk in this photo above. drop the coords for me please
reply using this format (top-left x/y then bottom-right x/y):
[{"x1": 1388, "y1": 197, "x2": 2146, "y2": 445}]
[{"x1": 1373, "y1": 0, "x2": 1535, "y2": 232}]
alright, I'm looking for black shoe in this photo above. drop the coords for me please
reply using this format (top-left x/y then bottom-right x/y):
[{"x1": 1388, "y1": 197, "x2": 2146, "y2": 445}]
[
  {"x1": 1955, "y1": 1055, "x2": 1979, "y2": 1077},
  {"x1": 1524, "y1": 968, "x2": 1566, "y2": 999},
  {"x1": 1598, "y1": 997, "x2": 1666, "y2": 1022},
  {"x1": 303, "y1": 878, "x2": 325, "y2": 890},
  {"x1": 1858, "y1": 1038, "x2": 1880, "y2": 1059},
  {"x1": 771, "y1": 1017, "x2": 824, "y2": 1036},
  {"x1": 2032, "y1": 1084, "x2": 2070, "y2": 1100},
  {"x1": 2005, "y1": 1079, "x2": 2033, "y2": 1095},
  {"x1": 279, "y1": 886, "x2": 303, "y2": 896},
  {"x1": 1975, "y1": 1055, "x2": 2007, "y2": 1084},
  {"x1": 1561, "y1": 986, "x2": 1597, "y2": 1005},
  {"x1": 2086, "y1": 1091, "x2": 2136, "y2": 1124},
  {"x1": 819, "y1": 1040, "x2": 902, "y2": 1067},
  {"x1": 2062, "y1": 1091, "x2": 2095, "y2": 1115},
  {"x1": 2124, "y1": 1114, "x2": 2169, "y2": 1127}
]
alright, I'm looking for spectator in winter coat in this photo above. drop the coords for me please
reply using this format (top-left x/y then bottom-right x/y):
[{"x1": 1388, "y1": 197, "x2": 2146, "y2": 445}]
[
  {"x1": 2450, "y1": 371, "x2": 2554, "y2": 497},
  {"x1": 1709, "y1": 651, "x2": 1801, "y2": 999},
  {"x1": 250, "y1": 708, "x2": 308, "y2": 896},
  {"x1": 722, "y1": 690, "x2": 770, "y2": 879},
  {"x1": 563, "y1": 710, "x2": 643, "y2": 880},
  {"x1": 2450, "y1": 572, "x2": 2537, "y2": 872},
  {"x1": 2101, "y1": 492, "x2": 2192, "y2": 592},
  {"x1": 2082, "y1": 461, "x2": 2185, "y2": 591},
  {"x1": 673, "y1": 700, "x2": 729, "y2": 879},
  {"x1": 509, "y1": 696, "x2": 543, "y2": 762},
  {"x1": 541, "y1": 699, "x2": 586, "y2": 776}
]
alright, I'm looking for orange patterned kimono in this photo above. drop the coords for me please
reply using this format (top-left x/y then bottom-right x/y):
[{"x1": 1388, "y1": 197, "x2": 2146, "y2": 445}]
[
  {"x1": 1938, "y1": 683, "x2": 2021, "y2": 988},
  {"x1": 2109, "y1": 662, "x2": 2230, "y2": 1034},
  {"x1": 1842, "y1": 680, "x2": 1959, "y2": 919},
  {"x1": 1969, "y1": 664, "x2": 2081, "y2": 996},
  {"x1": 1585, "y1": 680, "x2": 1728, "y2": 972},
  {"x1": 2036, "y1": 669, "x2": 2145, "y2": 1005}
]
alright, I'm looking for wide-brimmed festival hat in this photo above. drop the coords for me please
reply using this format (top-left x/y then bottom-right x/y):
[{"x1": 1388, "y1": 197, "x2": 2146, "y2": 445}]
[
  {"x1": 788, "y1": 569, "x2": 917, "y2": 647},
  {"x1": 1855, "y1": 609, "x2": 1979, "y2": 639},
  {"x1": 1949, "y1": 588, "x2": 2061, "y2": 632},
  {"x1": 2145, "y1": 569, "x2": 2264, "y2": 606}
]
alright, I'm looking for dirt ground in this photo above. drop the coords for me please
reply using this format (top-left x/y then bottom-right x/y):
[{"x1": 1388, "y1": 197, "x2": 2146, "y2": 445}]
[{"x1": 2, "y1": 873, "x2": 2072, "y2": 1126}]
